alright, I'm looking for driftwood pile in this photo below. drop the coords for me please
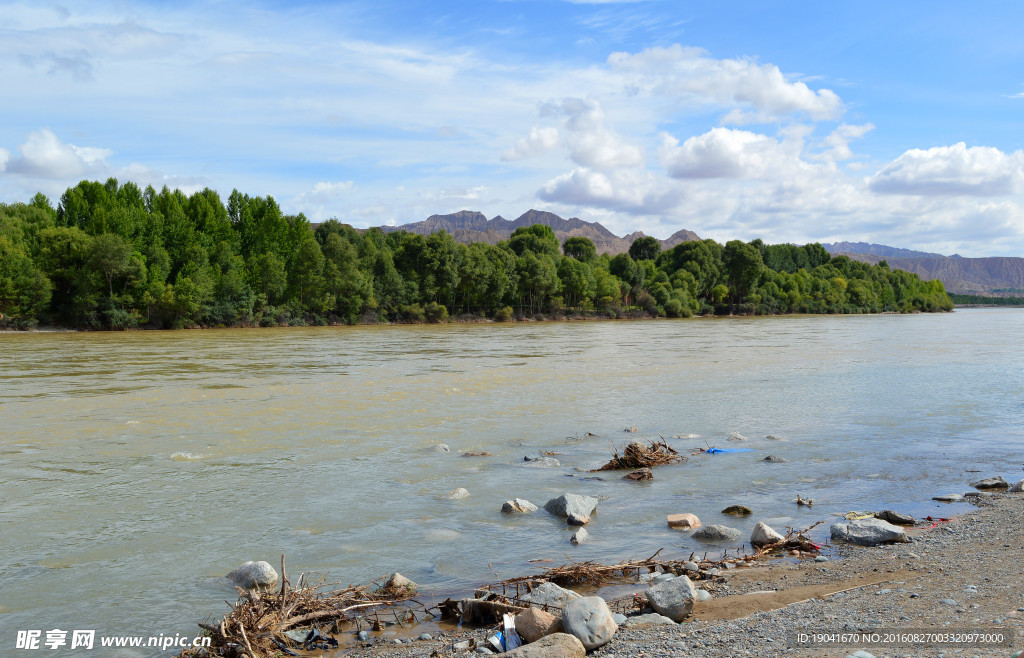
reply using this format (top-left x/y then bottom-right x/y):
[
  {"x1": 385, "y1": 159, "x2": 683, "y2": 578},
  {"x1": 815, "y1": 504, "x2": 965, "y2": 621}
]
[
  {"x1": 178, "y1": 557, "x2": 416, "y2": 658},
  {"x1": 591, "y1": 439, "x2": 685, "y2": 472}
]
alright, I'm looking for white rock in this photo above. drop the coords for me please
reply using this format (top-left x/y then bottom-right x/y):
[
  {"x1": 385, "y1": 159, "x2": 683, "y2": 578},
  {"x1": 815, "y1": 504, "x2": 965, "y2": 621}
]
[
  {"x1": 561, "y1": 596, "x2": 617, "y2": 650},
  {"x1": 544, "y1": 494, "x2": 598, "y2": 520},
  {"x1": 570, "y1": 528, "x2": 589, "y2": 544},
  {"x1": 750, "y1": 521, "x2": 785, "y2": 547},
  {"x1": 501, "y1": 498, "x2": 538, "y2": 513},
  {"x1": 443, "y1": 488, "x2": 470, "y2": 499},
  {"x1": 226, "y1": 561, "x2": 278, "y2": 589},
  {"x1": 830, "y1": 518, "x2": 910, "y2": 546}
]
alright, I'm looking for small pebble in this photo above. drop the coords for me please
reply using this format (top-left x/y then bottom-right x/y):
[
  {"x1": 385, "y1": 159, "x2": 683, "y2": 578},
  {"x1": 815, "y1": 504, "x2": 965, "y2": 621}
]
[
  {"x1": 419, "y1": 633, "x2": 432, "y2": 641},
  {"x1": 940, "y1": 598, "x2": 958, "y2": 606},
  {"x1": 357, "y1": 630, "x2": 370, "y2": 642},
  {"x1": 814, "y1": 556, "x2": 829, "y2": 562}
]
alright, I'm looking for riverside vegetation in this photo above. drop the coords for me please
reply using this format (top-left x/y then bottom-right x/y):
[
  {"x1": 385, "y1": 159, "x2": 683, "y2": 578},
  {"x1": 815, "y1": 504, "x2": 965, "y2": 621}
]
[{"x1": 0, "y1": 178, "x2": 952, "y2": 330}]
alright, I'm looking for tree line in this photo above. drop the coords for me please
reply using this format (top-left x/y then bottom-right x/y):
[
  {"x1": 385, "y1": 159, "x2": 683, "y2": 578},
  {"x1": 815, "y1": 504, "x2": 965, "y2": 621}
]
[{"x1": 0, "y1": 178, "x2": 953, "y2": 329}]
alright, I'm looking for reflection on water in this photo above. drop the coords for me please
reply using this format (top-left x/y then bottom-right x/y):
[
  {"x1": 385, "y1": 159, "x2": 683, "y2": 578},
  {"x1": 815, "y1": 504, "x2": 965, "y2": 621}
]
[{"x1": 1, "y1": 310, "x2": 1023, "y2": 652}]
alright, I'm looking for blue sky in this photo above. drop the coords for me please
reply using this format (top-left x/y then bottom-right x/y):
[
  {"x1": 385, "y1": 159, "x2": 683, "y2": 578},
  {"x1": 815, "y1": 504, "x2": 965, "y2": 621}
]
[{"x1": 2, "y1": 1, "x2": 1024, "y2": 256}]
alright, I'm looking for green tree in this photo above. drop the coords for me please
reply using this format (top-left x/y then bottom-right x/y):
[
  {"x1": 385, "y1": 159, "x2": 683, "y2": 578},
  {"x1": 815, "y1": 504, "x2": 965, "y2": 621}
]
[
  {"x1": 722, "y1": 240, "x2": 765, "y2": 303},
  {"x1": 508, "y1": 224, "x2": 560, "y2": 257},
  {"x1": 628, "y1": 236, "x2": 661, "y2": 261},
  {"x1": 562, "y1": 236, "x2": 597, "y2": 263}
]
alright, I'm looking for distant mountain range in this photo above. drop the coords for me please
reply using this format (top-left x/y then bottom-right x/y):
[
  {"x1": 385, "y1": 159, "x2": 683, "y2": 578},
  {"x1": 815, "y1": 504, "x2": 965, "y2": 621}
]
[
  {"x1": 822, "y1": 243, "x2": 1024, "y2": 295},
  {"x1": 377, "y1": 209, "x2": 700, "y2": 256},
  {"x1": 368, "y1": 212, "x2": 1022, "y2": 295}
]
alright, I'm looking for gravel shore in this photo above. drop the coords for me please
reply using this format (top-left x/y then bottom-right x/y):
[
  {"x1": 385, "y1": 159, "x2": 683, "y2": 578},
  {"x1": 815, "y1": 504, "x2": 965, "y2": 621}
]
[{"x1": 347, "y1": 492, "x2": 1023, "y2": 658}]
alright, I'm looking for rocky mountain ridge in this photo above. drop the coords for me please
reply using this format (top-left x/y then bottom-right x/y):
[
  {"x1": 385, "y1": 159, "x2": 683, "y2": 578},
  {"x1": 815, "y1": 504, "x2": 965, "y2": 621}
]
[{"x1": 377, "y1": 209, "x2": 700, "y2": 255}]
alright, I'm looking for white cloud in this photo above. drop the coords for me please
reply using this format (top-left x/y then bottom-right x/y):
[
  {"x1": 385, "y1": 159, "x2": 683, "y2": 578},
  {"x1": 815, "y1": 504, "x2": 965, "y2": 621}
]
[
  {"x1": 607, "y1": 44, "x2": 843, "y2": 121},
  {"x1": 4, "y1": 129, "x2": 113, "y2": 179},
  {"x1": 869, "y1": 142, "x2": 1024, "y2": 196},
  {"x1": 0, "y1": 147, "x2": 9, "y2": 172},
  {"x1": 538, "y1": 166, "x2": 683, "y2": 214},
  {"x1": 560, "y1": 98, "x2": 644, "y2": 170},
  {"x1": 817, "y1": 123, "x2": 875, "y2": 162},
  {"x1": 658, "y1": 127, "x2": 810, "y2": 180},
  {"x1": 502, "y1": 126, "x2": 560, "y2": 160}
]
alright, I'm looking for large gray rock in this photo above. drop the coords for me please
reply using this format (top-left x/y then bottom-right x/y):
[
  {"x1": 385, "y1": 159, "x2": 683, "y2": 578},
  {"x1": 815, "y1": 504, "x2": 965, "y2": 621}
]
[
  {"x1": 561, "y1": 596, "x2": 618, "y2": 650},
  {"x1": 750, "y1": 522, "x2": 785, "y2": 547},
  {"x1": 226, "y1": 561, "x2": 278, "y2": 589},
  {"x1": 620, "y1": 612, "x2": 676, "y2": 627},
  {"x1": 519, "y1": 581, "x2": 581, "y2": 611},
  {"x1": 502, "y1": 633, "x2": 585, "y2": 657},
  {"x1": 502, "y1": 498, "x2": 538, "y2": 514},
  {"x1": 970, "y1": 476, "x2": 1009, "y2": 490},
  {"x1": 1009, "y1": 479, "x2": 1024, "y2": 493},
  {"x1": 830, "y1": 518, "x2": 910, "y2": 546},
  {"x1": 646, "y1": 575, "x2": 697, "y2": 622},
  {"x1": 544, "y1": 494, "x2": 598, "y2": 520},
  {"x1": 693, "y1": 524, "x2": 742, "y2": 542},
  {"x1": 874, "y1": 510, "x2": 915, "y2": 526}
]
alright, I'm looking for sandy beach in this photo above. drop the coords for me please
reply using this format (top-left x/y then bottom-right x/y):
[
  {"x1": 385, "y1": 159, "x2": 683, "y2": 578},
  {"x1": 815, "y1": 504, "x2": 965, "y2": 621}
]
[{"x1": 347, "y1": 491, "x2": 1023, "y2": 658}]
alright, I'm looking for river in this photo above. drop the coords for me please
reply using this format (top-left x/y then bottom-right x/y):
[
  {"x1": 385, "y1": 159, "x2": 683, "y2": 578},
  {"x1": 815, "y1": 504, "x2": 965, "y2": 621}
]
[{"x1": 2, "y1": 309, "x2": 1022, "y2": 653}]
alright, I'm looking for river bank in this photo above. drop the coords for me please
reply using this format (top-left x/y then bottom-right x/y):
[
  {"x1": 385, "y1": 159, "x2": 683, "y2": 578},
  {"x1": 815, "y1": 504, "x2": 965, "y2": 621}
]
[{"x1": 342, "y1": 490, "x2": 1023, "y2": 658}]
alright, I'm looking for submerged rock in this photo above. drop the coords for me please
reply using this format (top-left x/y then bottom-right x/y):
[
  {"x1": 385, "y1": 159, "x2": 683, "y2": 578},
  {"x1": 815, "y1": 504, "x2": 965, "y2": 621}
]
[
  {"x1": 227, "y1": 561, "x2": 278, "y2": 590},
  {"x1": 570, "y1": 528, "x2": 589, "y2": 544},
  {"x1": 721, "y1": 504, "x2": 752, "y2": 516},
  {"x1": 970, "y1": 476, "x2": 1009, "y2": 490},
  {"x1": 750, "y1": 522, "x2": 785, "y2": 547},
  {"x1": 763, "y1": 455, "x2": 788, "y2": 463},
  {"x1": 693, "y1": 524, "x2": 743, "y2": 542},
  {"x1": 623, "y1": 467, "x2": 653, "y2": 481},
  {"x1": 502, "y1": 498, "x2": 538, "y2": 514},
  {"x1": 523, "y1": 456, "x2": 561, "y2": 468},
  {"x1": 562, "y1": 596, "x2": 617, "y2": 650},
  {"x1": 830, "y1": 518, "x2": 910, "y2": 546},
  {"x1": 443, "y1": 488, "x2": 470, "y2": 499},
  {"x1": 383, "y1": 572, "x2": 417, "y2": 592},
  {"x1": 667, "y1": 513, "x2": 701, "y2": 529}
]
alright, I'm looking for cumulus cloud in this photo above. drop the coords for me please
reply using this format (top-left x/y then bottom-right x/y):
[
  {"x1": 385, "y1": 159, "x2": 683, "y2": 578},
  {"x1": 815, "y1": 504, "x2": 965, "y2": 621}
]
[
  {"x1": 503, "y1": 98, "x2": 644, "y2": 171},
  {"x1": 538, "y1": 166, "x2": 683, "y2": 214},
  {"x1": 817, "y1": 123, "x2": 875, "y2": 161},
  {"x1": 607, "y1": 44, "x2": 843, "y2": 121},
  {"x1": 4, "y1": 129, "x2": 112, "y2": 179},
  {"x1": 502, "y1": 126, "x2": 560, "y2": 160},
  {"x1": 560, "y1": 98, "x2": 645, "y2": 170},
  {"x1": 658, "y1": 127, "x2": 809, "y2": 180},
  {"x1": 869, "y1": 142, "x2": 1024, "y2": 196}
]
